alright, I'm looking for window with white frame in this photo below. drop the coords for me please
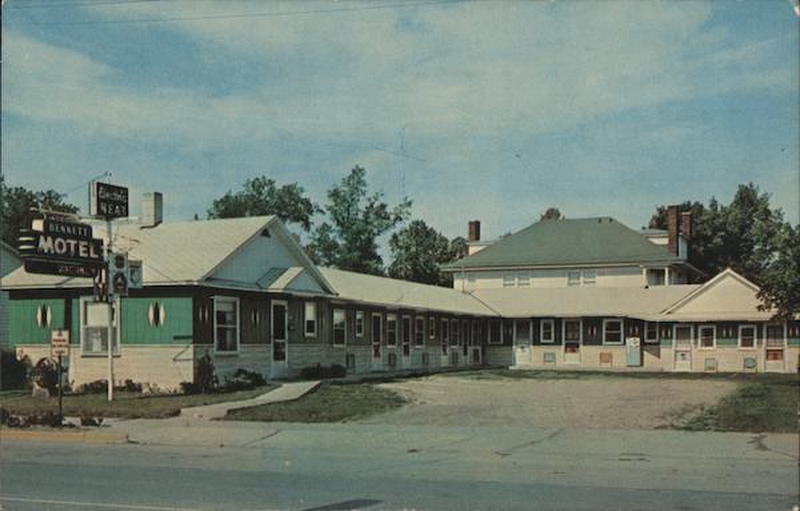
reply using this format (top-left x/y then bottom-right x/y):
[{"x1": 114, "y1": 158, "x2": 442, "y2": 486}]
[
  {"x1": 698, "y1": 325, "x2": 715, "y2": 349},
  {"x1": 386, "y1": 314, "x2": 397, "y2": 346},
  {"x1": 603, "y1": 319, "x2": 623, "y2": 345},
  {"x1": 415, "y1": 317, "x2": 424, "y2": 347},
  {"x1": 645, "y1": 322, "x2": 658, "y2": 343},
  {"x1": 81, "y1": 299, "x2": 119, "y2": 356},
  {"x1": 738, "y1": 325, "x2": 756, "y2": 349},
  {"x1": 304, "y1": 302, "x2": 317, "y2": 337},
  {"x1": 582, "y1": 269, "x2": 596, "y2": 285},
  {"x1": 429, "y1": 316, "x2": 436, "y2": 339},
  {"x1": 503, "y1": 273, "x2": 516, "y2": 288},
  {"x1": 214, "y1": 296, "x2": 239, "y2": 353},
  {"x1": 355, "y1": 310, "x2": 364, "y2": 337},
  {"x1": 541, "y1": 319, "x2": 554, "y2": 343},
  {"x1": 646, "y1": 268, "x2": 666, "y2": 286},
  {"x1": 332, "y1": 308, "x2": 346, "y2": 346},
  {"x1": 517, "y1": 271, "x2": 530, "y2": 287},
  {"x1": 567, "y1": 271, "x2": 581, "y2": 286}
]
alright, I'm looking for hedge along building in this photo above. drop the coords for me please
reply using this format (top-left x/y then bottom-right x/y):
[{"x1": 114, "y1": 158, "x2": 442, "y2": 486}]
[
  {"x1": 1, "y1": 195, "x2": 494, "y2": 389},
  {"x1": 443, "y1": 210, "x2": 799, "y2": 374}
]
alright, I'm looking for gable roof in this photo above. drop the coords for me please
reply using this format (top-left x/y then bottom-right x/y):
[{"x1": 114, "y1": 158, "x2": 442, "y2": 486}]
[
  {"x1": 443, "y1": 217, "x2": 683, "y2": 270},
  {"x1": 657, "y1": 268, "x2": 775, "y2": 321},
  {"x1": 0, "y1": 216, "x2": 333, "y2": 293},
  {"x1": 319, "y1": 267, "x2": 494, "y2": 316}
]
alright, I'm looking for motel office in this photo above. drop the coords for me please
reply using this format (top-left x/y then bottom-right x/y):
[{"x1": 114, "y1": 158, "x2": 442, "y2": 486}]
[{"x1": 2, "y1": 197, "x2": 797, "y2": 388}]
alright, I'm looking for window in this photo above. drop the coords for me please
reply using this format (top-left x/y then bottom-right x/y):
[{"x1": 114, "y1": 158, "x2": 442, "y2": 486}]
[
  {"x1": 698, "y1": 325, "x2": 715, "y2": 349},
  {"x1": 429, "y1": 316, "x2": 436, "y2": 339},
  {"x1": 765, "y1": 325, "x2": 784, "y2": 348},
  {"x1": 386, "y1": 314, "x2": 397, "y2": 346},
  {"x1": 304, "y1": 302, "x2": 317, "y2": 337},
  {"x1": 81, "y1": 299, "x2": 119, "y2": 356},
  {"x1": 333, "y1": 309, "x2": 346, "y2": 346},
  {"x1": 415, "y1": 317, "x2": 425, "y2": 347},
  {"x1": 564, "y1": 319, "x2": 581, "y2": 342},
  {"x1": 738, "y1": 325, "x2": 756, "y2": 349},
  {"x1": 645, "y1": 322, "x2": 658, "y2": 343},
  {"x1": 502, "y1": 320, "x2": 514, "y2": 344},
  {"x1": 402, "y1": 315, "x2": 412, "y2": 346},
  {"x1": 489, "y1": 320, "x2": 502, "y2": 344},
  {"x1": 567, "y1": 271, "x2": 581, "y2": 286},
  {"x1": 603, "y1": 319, "x2": 623, "y2": 345},
  {"x1": 503, "y1": 273, "x2": 516, "y2": 288},
  {"x1": 214, "y1": 297, "x2": 239, "y2": 353},
  {"x1": 647, "y1": 268, "x2": 666, "y2": 286},
  {"x1": 517, "y1": 272, "x2": 530, "y2": 287},
  {"x1": 541, "y1": 319, "x2": 554, "y2": 343},
  {"x1": 355, "y1": 311, "x2": 364, "y2": 337},
  {"x1": 582, "y1": 270, "x2": 596, "y2": 285},
  {"x1": 451, "y1": 319, "x2": 459, "y2": 346}
]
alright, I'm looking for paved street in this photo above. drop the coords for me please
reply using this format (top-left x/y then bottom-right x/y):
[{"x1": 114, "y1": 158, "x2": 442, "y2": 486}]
[{"x1": 1, "y1": 423, "x2": 797, "y2": 510}]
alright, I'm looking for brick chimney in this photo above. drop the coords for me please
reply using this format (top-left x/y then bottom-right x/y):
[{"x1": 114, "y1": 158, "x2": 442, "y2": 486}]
[
  {"x1": 468, "y1": 220, "x2": 481, "y2": 242},
  {"x1": 680, "y1": 211, "x2": 692, "y2": 239},
  {"x1": 667, "y1": 205, "x2": 679, "y2": 256}
]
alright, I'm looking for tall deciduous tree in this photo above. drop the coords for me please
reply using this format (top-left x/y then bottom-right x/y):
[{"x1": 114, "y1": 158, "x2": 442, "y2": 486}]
[
  {"x1": 308, "y1": 166, "x2": 411, "y2": 275},
  {"x1": 388, "y1": 220, "x2": 456, "y2": 286},
  {"x1": 0, "y1": 177, "x2": 78, "y2": 246},
  {"x1": 207, "y1": 176, "x2": 319, "y2": 232},
  {"x1": 540, "y1": 207, "x2": 563, "y2": 220},
  {"x1": 649, "y1": 183, "x2": 797, "y2": 318},
  {"x1": 757, "y1": 223, "x2": 799, "y2": 320}
]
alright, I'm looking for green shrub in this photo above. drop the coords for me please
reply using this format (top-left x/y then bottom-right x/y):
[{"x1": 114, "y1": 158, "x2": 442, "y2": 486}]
[
  {"x1": 299, "y1": 364, "x2": 347, "y2": 380},
  {"x1": 31, "y1": 357, "x2": 59, "y2": 394},
  {"x1": 194, "y1": 352, "x2": 218, "y2": 394}
]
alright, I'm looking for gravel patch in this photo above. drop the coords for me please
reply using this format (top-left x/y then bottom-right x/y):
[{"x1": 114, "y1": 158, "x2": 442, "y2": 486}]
[{"x1": 360, "y1": 375, "x2": 738, "y2": 429}]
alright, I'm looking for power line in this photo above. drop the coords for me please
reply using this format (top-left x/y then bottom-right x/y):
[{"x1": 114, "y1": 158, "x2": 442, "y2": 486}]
[{"x1": 25, "y1": 0, "x2": 463, "y2": 26}]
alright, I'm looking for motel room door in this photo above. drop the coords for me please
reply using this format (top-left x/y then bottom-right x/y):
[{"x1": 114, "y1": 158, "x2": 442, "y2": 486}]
[
  {"x1": 271, "y1": 300, "x2": 289, "y2": 378},
  {"x1": 673, "y1": 325, "x2": 692, "y2": 371},
  {"x1": 514, "y1": 319, "x2": 531, "y2": 365}
]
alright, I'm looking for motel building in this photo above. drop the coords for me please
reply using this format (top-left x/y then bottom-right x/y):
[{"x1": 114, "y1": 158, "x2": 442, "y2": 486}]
[{"x1": 1, "y1": 196, "x2": 797, "y2": 389}]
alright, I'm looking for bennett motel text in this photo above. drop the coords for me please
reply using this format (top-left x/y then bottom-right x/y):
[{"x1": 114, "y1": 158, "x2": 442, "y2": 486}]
[{"x1": 36, "y1": 234, "x2": 103, "y2": 261}]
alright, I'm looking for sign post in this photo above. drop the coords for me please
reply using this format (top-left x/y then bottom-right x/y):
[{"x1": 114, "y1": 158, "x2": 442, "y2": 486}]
[{"x1": 51, "y1": 330, "x2": 70, "y2": 421}]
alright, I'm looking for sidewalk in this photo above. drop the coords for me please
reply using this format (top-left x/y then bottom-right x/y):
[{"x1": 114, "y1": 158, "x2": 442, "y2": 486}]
[{"x1": 179, "y1": 380, "x2": 320, "y2": 420}]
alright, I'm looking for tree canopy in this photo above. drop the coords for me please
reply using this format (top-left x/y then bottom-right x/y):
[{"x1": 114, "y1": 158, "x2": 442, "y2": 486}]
[
  {"x1": 540, "y1": 207, "x2": 563, "y2": 220},
  {"x1": 308, "y1": 166, "x2": 411, "y2": 275},
  {"x1": 388, "y1": 220, "x2": 463, "y2": 286},
  {"x1": 0, "y1": 177, "x2": 79, "y2": 247},
  {"x1": 649, "y1": 183, "x2": 797, "y2": 319},
  {"x1": 207, "y1": 176, "x2": 319, "y2": 232}
]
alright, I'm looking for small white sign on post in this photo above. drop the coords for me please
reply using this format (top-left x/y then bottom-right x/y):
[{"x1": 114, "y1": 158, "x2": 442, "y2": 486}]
[{"x1": 51, "y1": 329, "x2": 70, "y2": 357}]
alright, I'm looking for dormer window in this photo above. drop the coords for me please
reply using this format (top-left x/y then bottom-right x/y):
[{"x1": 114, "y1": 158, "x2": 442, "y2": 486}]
[{"x1": 647, "y1": 268, "x2": 666, "y2": 286}]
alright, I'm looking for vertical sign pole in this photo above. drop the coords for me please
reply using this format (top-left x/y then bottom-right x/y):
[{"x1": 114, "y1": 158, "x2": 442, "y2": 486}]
[
  {"x1": 107, "y1": 218, "x2": 114, "y2": 402},
  {"x1": 58, "y1": 353, "x2": 64, "y2": 422}
]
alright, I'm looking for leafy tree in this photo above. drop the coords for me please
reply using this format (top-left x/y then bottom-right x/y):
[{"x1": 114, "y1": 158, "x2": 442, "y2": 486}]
[
  {"x1": 207, "y1": 176, "x2": 319, "y2": 232},
  {"x1": 388, "y1": 220, "x2": 455, "y2": 286},
  {"x1": 0, "y1": 177, "x2": 79, "y2": 246},
  {"x1": 649, "y1": 183, "x2": 797, "y2": 318},
  {"x1": 540, "y1": 207, "x2": 563, "y2": 220},
  {"x1": 449, "y1": 236, "x2": 468, "y2": 261},
  {"x1": 308, "y1": 166, "x2": 411, "y2": 275},
  {"x1": 757, "y1": 223, "x2": 799, "y2": 320}
]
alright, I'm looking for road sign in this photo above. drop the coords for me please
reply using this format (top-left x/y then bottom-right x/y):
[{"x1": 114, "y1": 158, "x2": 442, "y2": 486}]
[
  {"x1": 110, "y1": 252, "x2": 129, "y2": 296},
  {"x1": 128, "y1": 259, "x2": 143, "y2": 289},
  {"x1": 51, "y1": 329, "x2": 70, "y2": 357},
  {"x1": 90, "y1": 182, "x2": 129, "y2": 219}
]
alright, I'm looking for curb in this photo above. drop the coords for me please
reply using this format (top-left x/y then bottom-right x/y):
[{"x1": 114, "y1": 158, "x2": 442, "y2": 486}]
[{"x1": 0, "y1": 428, "x2": 129, "y2": 444}]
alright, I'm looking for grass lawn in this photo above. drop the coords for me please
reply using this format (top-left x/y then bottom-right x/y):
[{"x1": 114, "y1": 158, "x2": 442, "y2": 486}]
[
  {"x1": 0, "y1": 385, "x2": 277, "y2": 419},
  {"x1": 664, "y1": 379, "x2": 799, "y2": 433},
  {"x1": 225, "y1": 383, "x2": 407, "y2": 423}
]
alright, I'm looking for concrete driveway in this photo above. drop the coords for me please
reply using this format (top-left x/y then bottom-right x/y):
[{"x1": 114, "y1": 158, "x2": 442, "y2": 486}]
[{"x1": 364, "y1": 374, "x2": 738, "y2": 429}]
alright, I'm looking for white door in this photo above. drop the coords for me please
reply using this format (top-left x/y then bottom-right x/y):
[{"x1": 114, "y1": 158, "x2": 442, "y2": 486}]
[
  {"x1": 514, "y1": 319, "x2": 531, "y2": 365},
  {"x1": 271, "y1": 300, "x2": 288, "y2": 378},
  {"x1": 673, "y1": 325, "x2": 692, "y2": 371}
]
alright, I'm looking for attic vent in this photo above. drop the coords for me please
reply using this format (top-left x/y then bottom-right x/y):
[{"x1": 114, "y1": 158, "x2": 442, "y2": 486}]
[{"x1": 261, "y1": 228, "x2": 271, "y2": 238}]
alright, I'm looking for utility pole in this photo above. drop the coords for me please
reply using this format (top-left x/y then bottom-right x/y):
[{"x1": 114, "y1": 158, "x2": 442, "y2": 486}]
[{"x1": 106, "y1": 217, "x2": 114, "y2": 402}]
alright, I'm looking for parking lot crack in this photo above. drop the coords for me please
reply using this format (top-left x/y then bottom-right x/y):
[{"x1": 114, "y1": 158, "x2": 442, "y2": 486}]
[{"x1": 494, "y1": 428, "x2": 563, "y2": 457}]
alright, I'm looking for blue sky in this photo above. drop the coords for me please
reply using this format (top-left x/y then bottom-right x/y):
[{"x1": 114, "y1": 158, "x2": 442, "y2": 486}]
[{"x1": 2, "y1": 0, "x2": 798, "y2": 244}]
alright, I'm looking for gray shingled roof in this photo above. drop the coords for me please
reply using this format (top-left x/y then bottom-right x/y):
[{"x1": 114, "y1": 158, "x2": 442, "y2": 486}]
[{"x1": 443, "y1": 217, "x2": 682, "y2": 270}]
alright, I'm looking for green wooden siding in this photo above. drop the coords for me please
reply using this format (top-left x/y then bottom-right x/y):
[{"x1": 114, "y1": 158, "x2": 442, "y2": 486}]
[
  {"x1": 8, "y1": 299, "x2": 66, "y2": 345},
  {"x1": 120, "y1": 297, "x2": 193, "y2": 345}
]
